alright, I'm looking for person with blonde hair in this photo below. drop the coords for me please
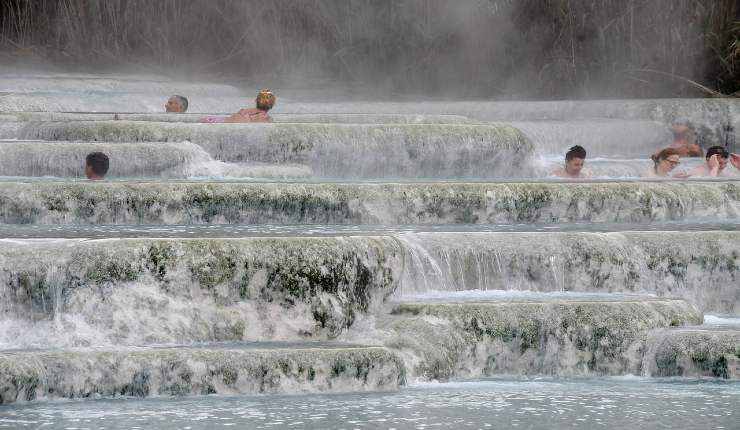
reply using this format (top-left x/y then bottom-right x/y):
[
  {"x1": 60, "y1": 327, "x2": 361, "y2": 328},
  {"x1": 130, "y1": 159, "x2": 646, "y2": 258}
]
[
  {"x1": 224, "y1": 89, "x2": 275, "y2": 123},
  {"x1": 200, "y1": 89, "x2": 275, "y2": 123},
  {"x1": 642, "y1": 148, "x2": 683, "y2": 178}
]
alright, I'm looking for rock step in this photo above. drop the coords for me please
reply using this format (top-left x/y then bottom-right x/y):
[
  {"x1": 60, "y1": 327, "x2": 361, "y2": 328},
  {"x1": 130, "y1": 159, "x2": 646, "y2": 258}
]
[
  {"x1": 0, "y1": 232, "x2": 740, "y2": 326},
  {"x1": 0, "y1": 181, "x2": 737, "y2": 225},
  {"x1": 0, "y1": 112, "x2": 476, "y2": 124},
  {"x1": 398, "y1": 231, "x2": 740, "y2": 315},
  {"x1": 0, "y1": 77, "x2": 242, "y2": 95},
  {"x1": 0, "y1": 343, "x2": 405, "y2": 404},
  {"x1": 0, "y1": 93, "x2": 250, "y2": 114},
  {"x1": 3, "y1": 143, "x2": 721, "y2": 181},
  {"x1": 383, "y1": 298, "x2": 701, "y2": 379},
  {"x1": 0, "y1": 122, "x2": 531, "y2": 179},
  {"x1": 3, "y1": 96, "x2": 737, "y2": 124},
  {"x1": 0, "y1": 140, "x2": 312, "y2": 179},
  {"x1": 645, "y1": 328, "x2": 740, "y2": 379},
  {"x1": 0, "y1": 237, "x2": 404, "y2": 349}
]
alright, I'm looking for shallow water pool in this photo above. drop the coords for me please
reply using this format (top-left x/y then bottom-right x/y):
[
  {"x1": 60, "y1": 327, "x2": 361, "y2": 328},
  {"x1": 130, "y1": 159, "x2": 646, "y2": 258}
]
[{"x1": 1, "y1": 378, "x2": 737, "y2": 430}]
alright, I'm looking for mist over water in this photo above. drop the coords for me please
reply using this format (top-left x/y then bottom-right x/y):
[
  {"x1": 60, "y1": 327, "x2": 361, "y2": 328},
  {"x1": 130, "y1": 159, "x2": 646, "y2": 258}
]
[
  {"x1": 1, "y1": 0, "x2": 738, "y2": 99},
  {"x1": 0, "y1": 2, "x2": 739, "y2": 428}
]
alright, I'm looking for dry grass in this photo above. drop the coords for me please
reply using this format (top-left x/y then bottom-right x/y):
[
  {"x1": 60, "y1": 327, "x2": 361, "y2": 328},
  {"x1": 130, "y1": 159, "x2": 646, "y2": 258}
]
[{"x1": 0, "y1": 0, "x2": 738, "y2": 98}]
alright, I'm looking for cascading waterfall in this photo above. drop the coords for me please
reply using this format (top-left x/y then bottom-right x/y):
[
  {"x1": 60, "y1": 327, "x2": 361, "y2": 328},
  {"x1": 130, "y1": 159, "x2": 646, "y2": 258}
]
[
  {"x1": 0, "y1": 73, "x2": 738, "y2": 427},
  {"x1": 395, "y1": 231, "x2": 740, "y2": 315},
  {"x1": 0, "y1": 237, "x2": 404, "y2": 348}
]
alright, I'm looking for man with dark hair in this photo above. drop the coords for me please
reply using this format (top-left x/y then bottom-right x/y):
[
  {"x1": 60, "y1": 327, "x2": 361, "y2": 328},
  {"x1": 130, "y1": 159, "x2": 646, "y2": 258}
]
[
  {"x1": 85, "y1": 152, "x2": 109, "y2": 180},
  {"x1": 165, "y1": 95, "x2": 188, "y2": 113},
  {"x1": 687, "y1": 145, "x2": 740, "y2": 177},
  {"x1": 552, "y1": 145, "x2": 589, "y2": 178}
]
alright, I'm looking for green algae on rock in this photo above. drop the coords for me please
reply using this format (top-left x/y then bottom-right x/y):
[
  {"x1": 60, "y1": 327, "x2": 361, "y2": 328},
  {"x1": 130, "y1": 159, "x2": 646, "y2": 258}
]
[
  {"x1": 384, "y1": 299, "x2": 701, "y2": 379},
  {"x1": 0, "y1": 345, "x2": 405, "y2": 404},
  {"x1": 0, "y1": 181, "x2": 737, "y2": 225},
  {"x1": 0, "y1": 237, "x2": 404, "y2": 346},
  {"x1": 646, "y1": 329, "x2": 740, "y2": 379}
]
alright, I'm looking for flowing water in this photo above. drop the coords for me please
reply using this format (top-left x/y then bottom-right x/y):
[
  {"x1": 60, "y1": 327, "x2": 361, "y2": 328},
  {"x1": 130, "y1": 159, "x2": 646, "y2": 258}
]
[
  {"x1": 0, "y1": 73, "x2": 738, "y2": 427},
  {"x1": 1, "y1": 379, "x2": 737, "y2": 430}
]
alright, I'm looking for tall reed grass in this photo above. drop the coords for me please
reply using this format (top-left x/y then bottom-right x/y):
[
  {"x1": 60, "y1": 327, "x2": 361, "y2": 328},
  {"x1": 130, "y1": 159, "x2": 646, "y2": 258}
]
[{"x1": 1, "y1": 0, "x2": 737, "y2": 98}]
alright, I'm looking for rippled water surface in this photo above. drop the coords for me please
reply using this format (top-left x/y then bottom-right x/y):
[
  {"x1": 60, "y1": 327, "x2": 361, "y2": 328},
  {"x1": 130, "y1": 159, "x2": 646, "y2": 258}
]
[
  {"x1": 393, "y1": 290, "x2": 664, "y2": 304},
  {"x1": 0, "y1": 221, "x2": 739, "y2": 238},
  {"x1": 1, "y1": 379, "x2": 737, "y2": 430}
]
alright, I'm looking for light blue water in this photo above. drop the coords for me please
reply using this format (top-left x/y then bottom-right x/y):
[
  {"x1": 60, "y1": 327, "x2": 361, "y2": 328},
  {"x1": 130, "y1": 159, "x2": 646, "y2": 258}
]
[
  {"x1": 1, "y1": 379, "x2": 737, "y2": 430},
  {"x1": 0, "y1": 221, "x2": 738, "y2": 238}
]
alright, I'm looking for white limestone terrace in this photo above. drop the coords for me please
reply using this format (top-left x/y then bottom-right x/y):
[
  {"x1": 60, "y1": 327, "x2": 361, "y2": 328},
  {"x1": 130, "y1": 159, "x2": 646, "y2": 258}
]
[
  {"x1": 0, "y1": 343, "x2": 406, "y2": 403},
  {"x1": 0, "y1": 233, "x2": 736, "y2": 352},
  {"x1": 394, "y1": 231, "x2": 740, "y2": 314},
  {"x1": 0, "y1": 74, "x2": 737, "y2": 151},
  {"x1": 0, "y1": 77, "x2": 246, "y2": 96},
  {"x1": 0, "y1": 140, "x2": 312, "y2": 180},
  {"x1": 0, "y1": 122, "x2": 534, "y2": 179},
  {"x1": 0, "y1": 117, "x2": 678, "y2": 161},
  {"x1": 0, "y1": 180, "x2": 736, "y2": 225},
  {"x1": 0, "y1": 72, "x2": 738, "y2": 408},
  {"x1": 0, "y1": 111, "x2": 477, "y2": 124}
]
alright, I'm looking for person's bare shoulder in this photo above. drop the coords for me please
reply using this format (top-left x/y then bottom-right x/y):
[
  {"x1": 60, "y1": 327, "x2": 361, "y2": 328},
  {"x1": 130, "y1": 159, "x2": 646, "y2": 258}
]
[
  {"x1": 730, "y1": 153, "x2": 740, "y2": 170},
  {"x1": 240, "y1": 108, "x2": 261, "y2": 116},
  {"x1": 640, "y1": 169, "x2": 656, "y2": 178},
  {"x1": 550, "y1": 168, "x2": 567, "y2": 178}
]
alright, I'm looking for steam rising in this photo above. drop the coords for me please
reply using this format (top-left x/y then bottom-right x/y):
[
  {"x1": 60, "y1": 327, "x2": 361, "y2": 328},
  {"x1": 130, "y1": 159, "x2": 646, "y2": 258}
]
[{"x1": 1, "y1": 0, "x2": 737, "y2": 98}]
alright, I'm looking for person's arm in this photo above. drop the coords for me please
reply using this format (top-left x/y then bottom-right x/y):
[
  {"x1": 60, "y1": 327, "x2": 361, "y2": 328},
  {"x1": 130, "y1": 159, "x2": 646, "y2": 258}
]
[
  {"x1": 198, "y1": 115, "x2": 225, "y2": 123},
  {"x1": 672, "y1": 169, "x2": 690, "y2": 179},
  {"x1": 707, "y1": 154, "x2": 721, "y2": 176},
  {"x1": 730, "y1": 153, "x2": 740, "y2": 170},
  {"x1": 224, "y1": 109, "x2": 260, "y2": 123},
  {"x1": 550, "y1": 168, "x2": 565, "y2": 178}
]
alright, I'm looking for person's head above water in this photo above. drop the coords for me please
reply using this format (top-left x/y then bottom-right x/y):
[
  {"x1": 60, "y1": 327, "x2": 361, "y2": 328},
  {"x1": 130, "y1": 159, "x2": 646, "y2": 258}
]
[
  {"x1": 564, "y1": 145, "x2": 587, "y2": 176},
  {"x1": 165, "y1": 95, "x2": 188, "y2": 113},
  {"x1": 705, "y1": 145, "x2": 730, "y2": 171},
  {"x1": 671, "y1": 124, "x2": 703, "y2": 157},
  {"x1": 650, "y1": 147, "x2": 680, "y2": 177},
  {"x1": 85, "y1": 152, "x2": 109, "y2": 180},
  {"x1": 673, "y1": 124, "x2": 693, "y2": 142},
  {"x1": 255, "y1": 89, "x2": 275, "y2": 111}
]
